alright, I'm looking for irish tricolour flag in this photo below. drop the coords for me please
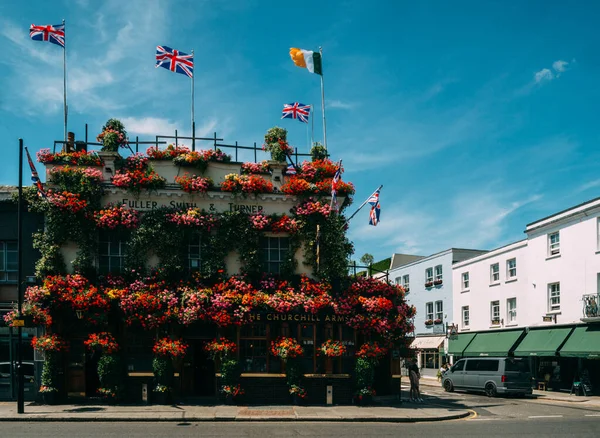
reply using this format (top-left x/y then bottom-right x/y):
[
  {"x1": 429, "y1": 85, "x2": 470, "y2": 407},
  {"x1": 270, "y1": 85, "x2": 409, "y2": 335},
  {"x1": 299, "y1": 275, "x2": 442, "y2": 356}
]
[{"x1": 289, "y1": 48, "x2": 322, "y2": 75}]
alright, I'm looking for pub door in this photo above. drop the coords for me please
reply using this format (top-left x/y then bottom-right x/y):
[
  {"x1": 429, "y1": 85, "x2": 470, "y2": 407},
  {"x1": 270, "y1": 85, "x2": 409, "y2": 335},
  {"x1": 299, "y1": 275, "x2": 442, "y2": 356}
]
[{"x1": 193, "y1": 341, "x2": 215, "y2": 396}]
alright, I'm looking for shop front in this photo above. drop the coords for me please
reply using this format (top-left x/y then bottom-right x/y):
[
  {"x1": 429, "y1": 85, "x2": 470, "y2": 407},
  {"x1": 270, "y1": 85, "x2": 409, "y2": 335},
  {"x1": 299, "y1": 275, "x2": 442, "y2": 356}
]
[{"x1": 410, "y1": 336, "x2": 445, "y2": 378}]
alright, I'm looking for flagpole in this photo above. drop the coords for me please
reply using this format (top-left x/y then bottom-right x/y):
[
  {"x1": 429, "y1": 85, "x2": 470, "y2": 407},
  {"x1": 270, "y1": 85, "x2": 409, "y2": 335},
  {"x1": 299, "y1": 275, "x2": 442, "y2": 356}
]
[
  {"x1": 311, "y1": 103, "x2": 314, "y2": 146},
  {"x1": 62, "y1": 19, "x2": 67, "y2": 143},
  {"x1": 344, "y1": 184, "x2": 383, "y2": 226},
  {"x1": 191, "y1": 49, "x2": 195, "y2": 151},
  {"x1": 319, "y1": 47, "x2": 327, "y2": 151}
]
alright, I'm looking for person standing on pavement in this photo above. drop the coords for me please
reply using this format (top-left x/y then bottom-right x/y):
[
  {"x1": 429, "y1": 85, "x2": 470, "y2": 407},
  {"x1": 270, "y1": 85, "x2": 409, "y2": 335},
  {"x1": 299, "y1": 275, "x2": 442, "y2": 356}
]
[{"x1": 408, "y1": 359, "x2": 423, "y2": 402}]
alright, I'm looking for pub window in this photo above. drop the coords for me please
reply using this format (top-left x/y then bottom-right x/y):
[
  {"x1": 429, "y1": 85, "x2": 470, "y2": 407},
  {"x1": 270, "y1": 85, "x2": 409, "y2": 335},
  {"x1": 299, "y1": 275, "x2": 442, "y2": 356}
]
[
  {"x1": 239, "y1": 323, "x2": 268, "y2": 372},
  {"x1": 260, "y1": 236, "x2": 290, "y2": 275},
  {"x1": 98, "y1": 231, "x2": 128, "y2": 274},
  {"x1": 188, "y1": 234, "x2": 202, "y2": 272},
  {"x1": 0, "y1": 241, "x2": 18, "y2": 282}
]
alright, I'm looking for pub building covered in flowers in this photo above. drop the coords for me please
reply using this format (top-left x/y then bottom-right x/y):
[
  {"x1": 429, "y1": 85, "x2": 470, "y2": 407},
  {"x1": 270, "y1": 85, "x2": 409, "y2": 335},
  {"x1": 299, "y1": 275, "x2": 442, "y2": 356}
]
[{"x1": 6, "y1": 120, "x2": 415, "y2": 405}]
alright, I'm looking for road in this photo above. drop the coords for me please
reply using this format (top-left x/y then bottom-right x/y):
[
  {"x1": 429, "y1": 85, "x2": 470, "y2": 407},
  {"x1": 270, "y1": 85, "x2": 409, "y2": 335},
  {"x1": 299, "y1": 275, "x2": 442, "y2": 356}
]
[
  {"x1": 0, "y1": 418, "x2": 599, "y2": 437},
  {"x1": 416, "y1": 382, "x2": 600, "y2": 421}
]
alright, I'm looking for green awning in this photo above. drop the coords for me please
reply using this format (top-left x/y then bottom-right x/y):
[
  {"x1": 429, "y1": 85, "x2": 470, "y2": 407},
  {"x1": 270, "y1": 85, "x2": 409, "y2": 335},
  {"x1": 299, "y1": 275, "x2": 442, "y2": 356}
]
[
  {"x1": 559, "y1": 326, "x2": 600, "y2": 359},
  {"x1": 447, "y1": 333, "x2": 476, "y2": 356},
  {"x1": 513, "y1": 327, "x2": 573, "y2": 357},
  {"x1": 462, "y1": 330, "x2": 524, "y2": 357}
]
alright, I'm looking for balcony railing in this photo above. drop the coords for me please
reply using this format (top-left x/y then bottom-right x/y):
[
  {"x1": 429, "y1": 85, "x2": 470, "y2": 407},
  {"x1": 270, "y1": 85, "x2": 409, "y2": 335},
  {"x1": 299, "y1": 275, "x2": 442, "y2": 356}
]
[{"x1": 582, "y1": 293, "x2": 600, "y2": 319}]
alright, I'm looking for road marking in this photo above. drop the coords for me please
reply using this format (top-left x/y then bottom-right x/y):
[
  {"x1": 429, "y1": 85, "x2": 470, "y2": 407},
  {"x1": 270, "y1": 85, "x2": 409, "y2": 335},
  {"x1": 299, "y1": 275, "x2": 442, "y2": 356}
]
[
  {"x1": 528, "y1": 415, "x2": 563, "y2": 418},
  {"x1": 584, "y1": 414, "x2": 600, "y2": 417}
]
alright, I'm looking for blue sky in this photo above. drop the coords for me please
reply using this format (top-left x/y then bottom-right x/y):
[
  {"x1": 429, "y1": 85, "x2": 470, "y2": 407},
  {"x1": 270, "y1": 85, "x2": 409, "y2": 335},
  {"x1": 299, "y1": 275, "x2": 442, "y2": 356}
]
[{"x1": 2, "y1": 0, "x2": 600, "y2": 264}]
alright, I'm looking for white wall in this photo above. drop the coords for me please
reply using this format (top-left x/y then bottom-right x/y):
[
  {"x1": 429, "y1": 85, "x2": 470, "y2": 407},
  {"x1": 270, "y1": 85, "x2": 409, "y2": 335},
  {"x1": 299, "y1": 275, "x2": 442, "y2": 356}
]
[
  {"x1": 389, "y1": 250, "x2": 455, "y2": 336},
  {"x1": 452, "y1": 241, "x2": 528, "y2": 332},
  {"x1": 525, "y1": 206, "x2": 600, "y2": 326}
]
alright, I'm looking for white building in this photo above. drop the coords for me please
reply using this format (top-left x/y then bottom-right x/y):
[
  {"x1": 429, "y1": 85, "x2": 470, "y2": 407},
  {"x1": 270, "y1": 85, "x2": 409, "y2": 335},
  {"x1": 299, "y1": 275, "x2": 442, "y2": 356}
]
[
  {"x1": 388, "y1": 248, "x2": 486, "y2": 375},
  {"x1": 450, "y1": 197, "x2": 600, "y2": 392}
]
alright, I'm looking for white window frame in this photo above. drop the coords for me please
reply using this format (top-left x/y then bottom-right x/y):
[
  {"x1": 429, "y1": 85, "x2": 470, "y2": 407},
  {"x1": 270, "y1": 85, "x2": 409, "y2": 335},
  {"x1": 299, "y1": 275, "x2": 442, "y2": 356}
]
[
  {"x1": 507, "y1": 298, "x2": 517, "y2": 323},
  {"x1": 462, "y1": 272, "x2": 469, "y2": 290},
  {"x1": 434, "y1": 265, "x2": 443, "y2": 281},
  {"x1": 425, "y1": 302, "x2": 434, "y2": 321},
  {"x1": 462, "y1": 306, "x2": 470, "y2": 328},
  {"x1": 548, "y1": 232, "x2": 560, "y2": 256},
  {"x1": 548, "y1": 282, "x2": 560, "y2": 312},
  {"x1": 506, "y1": 258, "x2": 517, "y2": 279},
  {"x1": 0, "y1": 241, "x2": 18, "y2": 282},
  {"x1": 435, "y1": 301, "x2": 443, "y2": 321},
  {"x1": 98, "y1": 232, "x2": 127, "y2": 274},
  {"x1": 260, "y1": 236, "x2": 290, "y2": 275},
  {"x1": 188, "y1": 234, "x2": 202, "y2": 272},
  {"x1": 402, "y1": 274, "x2": 410, "y2": 291},
  {"x1": 395, "y1": 277, "x2": 402, "y2": 286},
  {"x1": 490, "y1": 300, "x2": 500, "y2": 324},
  {"x1": 490, "y1": 263, "x2": 500, "y2": 283},
  {"x1": 425, "y1": 268, "x2": 433, "y2": 283}
]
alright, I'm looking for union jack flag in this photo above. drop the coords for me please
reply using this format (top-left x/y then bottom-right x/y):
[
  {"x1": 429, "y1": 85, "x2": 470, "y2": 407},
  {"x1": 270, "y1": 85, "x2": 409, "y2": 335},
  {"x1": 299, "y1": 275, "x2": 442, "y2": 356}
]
[
  {"x1": 29, "y1": 23, "x2": 65, "y2": 48},
  {"x1": 156, "y1": 46, "x2": 194, "y2": 78},
  {"x1": 330, "y1": 160, "x2": 342, "y2": 211},
  {"x1": 281, "y1": 103, "x2": 311, "y2": 123},
  {"x1": 286, "y1": 163, "x2": 297, "y2": 175},
  {"x1": 367, "y1": 189, "x2": 380, "y2": 207},
  {"x1": 24, "y1": 147, "x2": 46, "y2": 198},
  {"x1": 369, "y1": 202, "x2": 381, "y2": 226}
]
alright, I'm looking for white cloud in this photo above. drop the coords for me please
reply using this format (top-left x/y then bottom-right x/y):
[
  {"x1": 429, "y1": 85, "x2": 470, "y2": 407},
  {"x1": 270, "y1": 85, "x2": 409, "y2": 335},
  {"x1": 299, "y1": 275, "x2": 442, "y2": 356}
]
[
  {"x1": 120, "y1": 116, "x2": 220, "y2": 139},
  {"x1": 120, "y1": 117, "x2": 185, "y2": 135},
  {"x1": 349, "y1": 188, "x2": 542, "y2": 257},
  {"x1": 576, "y1": 179, "x2": 600, "y2": 193},
  {"x1": 328, "y1": 100, "x2": 356, "y2": 110},
  {"x1": 552, "y1": 60, "x2": 568, "y2": 73},
  {"x1": 534, "y1": 68, "x2": 554, "y2": 83}
]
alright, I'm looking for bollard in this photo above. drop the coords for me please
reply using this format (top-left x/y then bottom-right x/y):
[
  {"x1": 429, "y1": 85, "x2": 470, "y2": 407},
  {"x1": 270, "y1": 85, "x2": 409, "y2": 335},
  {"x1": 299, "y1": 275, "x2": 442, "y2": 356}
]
[
  {"x1": 142, "y1": 383, "x2": 148, "y2": 404},
  {"x1": 326, "y1": 385, "x2": 333, "y2": 405}
]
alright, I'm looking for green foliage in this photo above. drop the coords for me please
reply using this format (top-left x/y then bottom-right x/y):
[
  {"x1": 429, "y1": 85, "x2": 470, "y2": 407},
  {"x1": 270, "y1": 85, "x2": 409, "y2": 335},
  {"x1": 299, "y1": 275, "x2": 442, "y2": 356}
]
[
  {"x1": 360, "y1": 253, "x2": 374, "y2": 266},
  {"x1": 301, "y1": 213, "x2": 354, "y2": 285},
  {"x1": 33, "y1": 232, "x2": 66, "y2": 277},
  {"x1": 310, "y1": 142, "x2": 328, "y2": 161},
  {"x1": 371, "y1": 258, "x2": 391, "y2": 272},
  {"x1": 97, "y1": 354, "x2": 122, "y2": 389},
  {"x1": 221, "y1": 359, "x2": 241, "y2": 387},
  {"x1": 354, "y1": 357, "x2": 375, "y2": 390},
  {"x1": 152, "y1": 356, "x2": 174, "y2": 389},
  {"x1": 99, "y1": 118, "x2": 127, "y2": 152},
  {"x1": 263, "y1": 126, "x2": 289, "y2": 162},
  {"x1": 41, "y1": 352, "x2": 59, "y2": 389},
  {"x1": 286, "y1": 358, "x2": 302, "y2": 387}
]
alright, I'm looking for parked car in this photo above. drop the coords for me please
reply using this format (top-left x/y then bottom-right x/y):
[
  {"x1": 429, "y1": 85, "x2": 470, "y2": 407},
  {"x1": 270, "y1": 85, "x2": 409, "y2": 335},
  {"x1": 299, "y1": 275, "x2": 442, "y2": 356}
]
[{"x1": 442, "y1": 357, "x2": 532, "y2": 397}]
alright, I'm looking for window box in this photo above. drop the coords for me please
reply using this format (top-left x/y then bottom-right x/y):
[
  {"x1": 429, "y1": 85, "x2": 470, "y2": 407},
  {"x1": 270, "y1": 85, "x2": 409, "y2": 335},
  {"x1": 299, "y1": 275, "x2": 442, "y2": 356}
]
[
  {"x1": 424, "y1": 319, "x2": 433, "y2": 326},
  {"x1": 433, "y1": 280, "x2": 443, "y2": 286},
  {"x1": 433, "y1": 318, "x2": 443, "y2": 325},
  {"x1": 491, "y1": 319, "x2": 500, "y2": 325},
  {"x1": 424, "y1": 282, "x2": 434, "y2": 288}
]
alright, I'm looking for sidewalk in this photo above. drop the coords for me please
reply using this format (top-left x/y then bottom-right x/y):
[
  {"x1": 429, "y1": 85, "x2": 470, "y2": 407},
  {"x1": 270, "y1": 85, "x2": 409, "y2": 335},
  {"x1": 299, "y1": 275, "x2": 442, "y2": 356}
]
[
  {"x1": 418, "y1": 375, "x2": 600, "y2": 406},
  {"x1": 0, "y1": 401, "x2": 470, "y2": 423}
]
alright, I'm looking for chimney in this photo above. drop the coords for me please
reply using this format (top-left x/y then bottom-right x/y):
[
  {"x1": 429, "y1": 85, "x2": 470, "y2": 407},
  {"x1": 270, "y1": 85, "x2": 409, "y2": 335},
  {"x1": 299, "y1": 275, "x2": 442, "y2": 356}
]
[{"x1": 66, "y1": 132, "x2": 75, "y2": 153}]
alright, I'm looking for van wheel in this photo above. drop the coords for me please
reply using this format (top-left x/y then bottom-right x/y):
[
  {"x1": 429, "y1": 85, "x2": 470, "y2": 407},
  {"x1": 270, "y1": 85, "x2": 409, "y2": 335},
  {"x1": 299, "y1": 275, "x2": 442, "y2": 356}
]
[
  {"x1": 485, "y1": 383, "x2": 497, "y2": 397},
  {"x1": 443, "y1": 379, "x2": 454, "y2": 392}
]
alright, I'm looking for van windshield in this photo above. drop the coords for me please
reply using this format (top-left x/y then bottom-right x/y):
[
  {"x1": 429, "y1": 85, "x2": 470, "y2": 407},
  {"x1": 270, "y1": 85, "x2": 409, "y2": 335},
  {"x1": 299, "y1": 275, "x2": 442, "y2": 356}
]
[{"x1": 505, "y1": 359, "x2": 530, "y2": 373}]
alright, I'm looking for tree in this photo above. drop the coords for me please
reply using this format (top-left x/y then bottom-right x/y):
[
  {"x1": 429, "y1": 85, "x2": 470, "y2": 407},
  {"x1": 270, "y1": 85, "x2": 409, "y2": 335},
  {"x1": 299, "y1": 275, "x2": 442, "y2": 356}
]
[{"x1": 360, "y1": 253, "x2": 374, "y2": 266}]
